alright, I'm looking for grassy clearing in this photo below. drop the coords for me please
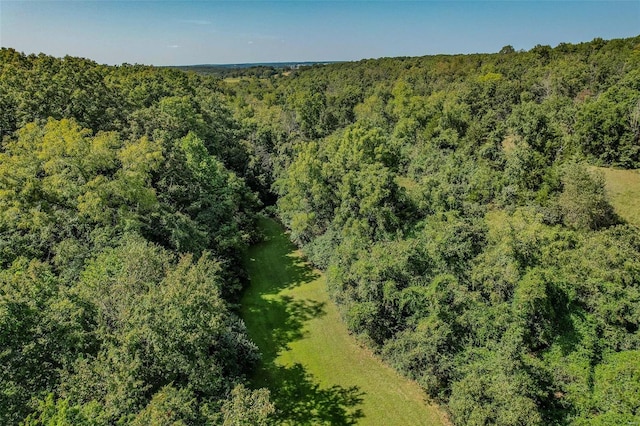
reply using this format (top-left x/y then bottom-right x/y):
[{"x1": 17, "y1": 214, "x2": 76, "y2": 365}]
[
  {"x1": 591, "y1": 166, "x2": 640, "y2": 227},
  {"x1": 241, "y1": 216, "x2": 449, "y2": 425}
]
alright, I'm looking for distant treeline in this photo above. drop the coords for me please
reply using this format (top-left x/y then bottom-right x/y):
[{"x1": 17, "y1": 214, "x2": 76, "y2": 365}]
[{"x1": 168, "y1": 61, "x2": 338, "y2": 78}]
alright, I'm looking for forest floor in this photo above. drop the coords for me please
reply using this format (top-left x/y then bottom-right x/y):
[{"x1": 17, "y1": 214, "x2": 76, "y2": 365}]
[
  {"x1": 593, "y1": 166, "x2": 640, "y2": 227},
  {"x1": 241, "y1": 216, "x2": 449, "y2": 425}
]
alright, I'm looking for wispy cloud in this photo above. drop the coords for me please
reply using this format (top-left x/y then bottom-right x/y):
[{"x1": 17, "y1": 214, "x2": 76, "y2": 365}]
[
  {"x1": 167, "y1": 45, "x2": 180, "y2": 49},
  {"x1": 179, "y1": 19, "x2": 211, "y2": 26},
  {"x1": 242, "y1": 32, "x2": 281, "y2": 41}
]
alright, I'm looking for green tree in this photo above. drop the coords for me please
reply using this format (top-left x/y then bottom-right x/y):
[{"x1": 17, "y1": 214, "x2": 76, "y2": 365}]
[
  {"x1": 221, "y1": 384, "x2": 274, "y2": 426},
  {"x1": 22, "y1": 394, "x2": 102, "y2": 426},
  {"x1": 558, "y1": 163, "x2": 617, "y2": 230},
  {"x1": 65, "y1": 236, "x2": 260, "y2": 423},
  {"x1": 0, "y1": 118, "x2": 161, "y2": 267},
  {"x1": 275, "y1": 141, "x2": 333, "y2": 245},
  {"x1": 575, "y1": 86, "x2": 640, "y2": 167},
  {"x1": 0, "y1": 259, "x2": 92, "y2": 424}
]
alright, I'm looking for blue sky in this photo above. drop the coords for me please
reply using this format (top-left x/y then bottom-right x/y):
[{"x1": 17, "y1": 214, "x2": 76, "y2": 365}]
[{"x1": 1, "y1": 1, "x2": 639, "y2": 65}]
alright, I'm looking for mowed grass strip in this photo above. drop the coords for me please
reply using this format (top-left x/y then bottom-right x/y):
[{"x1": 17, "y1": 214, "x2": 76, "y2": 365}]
[
  {"x1": 592, "y1": 166, "x2": 640, "y2": 227},
  {"x1": 241, "y1": 217, "x2": 449, "y2": 425}
]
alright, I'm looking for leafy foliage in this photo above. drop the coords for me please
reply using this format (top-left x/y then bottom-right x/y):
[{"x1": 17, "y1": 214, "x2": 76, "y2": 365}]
[
  {"x1": 228, "y1": 35, "x2": 640, "y2": 425},
  {"x1": 2, "y1": 34, "x2": 640, "y2": 425},
  {"x1": 0, "y1": 50, "x2": 268, "y2": 424}
]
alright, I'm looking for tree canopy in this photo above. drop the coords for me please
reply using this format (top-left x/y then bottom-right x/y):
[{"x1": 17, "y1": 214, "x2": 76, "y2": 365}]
[{"x1": 2, "y1": 34, "x2": 640, "y2": 424}]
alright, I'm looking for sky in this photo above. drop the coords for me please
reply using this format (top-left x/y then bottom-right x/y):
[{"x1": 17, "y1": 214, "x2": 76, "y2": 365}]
[{"x1": 1, "y1": 1, "x2": 639, "y2": 66}]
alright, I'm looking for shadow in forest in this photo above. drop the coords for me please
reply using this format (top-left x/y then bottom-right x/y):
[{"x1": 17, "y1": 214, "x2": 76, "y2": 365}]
[{"x1": 243, "y1": 217, "x2": 365, "y2": 425}]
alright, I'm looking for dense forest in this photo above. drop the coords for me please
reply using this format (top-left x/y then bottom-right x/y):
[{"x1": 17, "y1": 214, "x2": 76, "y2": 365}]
[
  {"x1": 1, "y1": 34, "x2": 640, "y2": 425},
  {"x1": 0, "y1": 49, "x2": 273, "y2": 424}
]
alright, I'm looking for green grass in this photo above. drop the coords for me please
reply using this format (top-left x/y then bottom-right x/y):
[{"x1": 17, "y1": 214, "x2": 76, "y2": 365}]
[
  {"x1": 241, "y1": 217, "x2": 449, "y2": 425},
  {"x1": 592, "y1": 166, "x2": 640, "y2": 227}
]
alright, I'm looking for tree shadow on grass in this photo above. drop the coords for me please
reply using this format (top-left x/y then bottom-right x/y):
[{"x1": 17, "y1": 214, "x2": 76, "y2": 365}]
[
  {"x1": 249, "y1": 295, "x2": 364, "y2": 424},
  {"x1": 245, "y1": 295, "x2": 327, "y2": 360},
  {"x1": 246, "y1": 216, "x2": 321, "y2": 294},
  {"x1": 268, "y1": 363, "x2": 365, "y2": 425},
  {"x1": 243, "y1": 217, "x2": 365, "y2": 425}
]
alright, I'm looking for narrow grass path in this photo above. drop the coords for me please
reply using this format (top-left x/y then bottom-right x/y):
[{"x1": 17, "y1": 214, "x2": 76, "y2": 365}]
[{"x1": 241, "y1": 216, "x2": 448, "y2": 425}]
